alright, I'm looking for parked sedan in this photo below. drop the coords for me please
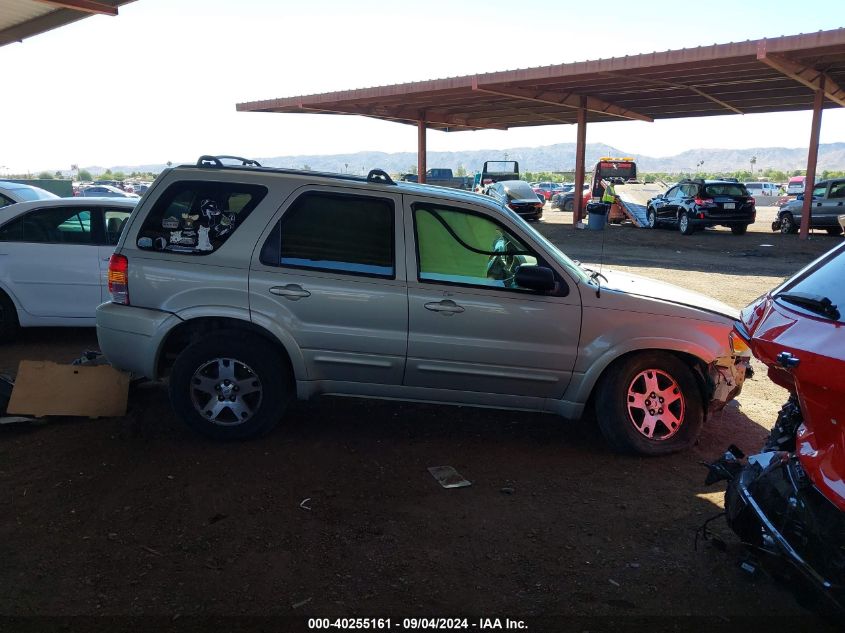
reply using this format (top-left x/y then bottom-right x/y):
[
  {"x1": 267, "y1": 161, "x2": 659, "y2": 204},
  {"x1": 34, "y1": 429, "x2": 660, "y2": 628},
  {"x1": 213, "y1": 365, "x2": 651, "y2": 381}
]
[
  {"x1": 0, "y1": 198, "x2": 137, "y2": 340},
  {"x1": 78, "y1": 184, "x2": 140, "y2": 198},
  {"x1": 0, "y1": 181, "x2": 59, "y2": 208},
  {"x1": 647, "y1": 179, "x2": 756, "y2": 235},
  {"x1": 551, "y1": 184, "x2": 590, "y2": 211},
  {"x1": 773, "y1": 178, "x2": 845, "y2": 235},
  {"x1": 486, "y1": 180, "x2": 544, "y2": 221}
]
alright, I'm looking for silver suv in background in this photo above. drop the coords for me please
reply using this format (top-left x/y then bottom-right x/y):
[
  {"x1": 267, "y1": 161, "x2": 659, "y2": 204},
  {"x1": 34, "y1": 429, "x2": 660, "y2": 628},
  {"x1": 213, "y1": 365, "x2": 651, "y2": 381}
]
[{"x1": 96, "y1": 156, "x2": 748, "y2": 455}]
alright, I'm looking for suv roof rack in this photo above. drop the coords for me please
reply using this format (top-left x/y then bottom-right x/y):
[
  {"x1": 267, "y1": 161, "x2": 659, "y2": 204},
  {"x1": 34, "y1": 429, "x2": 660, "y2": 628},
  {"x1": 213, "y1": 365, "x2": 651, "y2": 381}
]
[
  {"x1": 191, "y1": 155, "x2": 397, "y2": 186},
  {"x1": 197, "y1": 155, "x2": 262, "y2": 167}
]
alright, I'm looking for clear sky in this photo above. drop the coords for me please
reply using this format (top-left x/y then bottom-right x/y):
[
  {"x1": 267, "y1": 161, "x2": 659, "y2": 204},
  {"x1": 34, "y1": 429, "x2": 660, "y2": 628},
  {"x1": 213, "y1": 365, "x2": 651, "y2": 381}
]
[{"x1": 2, "y1": 0, "x2": 843, "y2": 173}]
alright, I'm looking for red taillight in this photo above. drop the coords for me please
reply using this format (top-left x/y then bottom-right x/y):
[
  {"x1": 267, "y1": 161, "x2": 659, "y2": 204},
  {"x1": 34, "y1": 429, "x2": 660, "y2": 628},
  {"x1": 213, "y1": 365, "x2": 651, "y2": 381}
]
[
  {"x1": 746, "y1": 196, "x2": 756, "y2": 206},
  {"x1": 694, "y1": 197, "x2": 714, "y2": 205},
  {"x1": 108, "y1": 253, "x2": 129, "y2": 305}
]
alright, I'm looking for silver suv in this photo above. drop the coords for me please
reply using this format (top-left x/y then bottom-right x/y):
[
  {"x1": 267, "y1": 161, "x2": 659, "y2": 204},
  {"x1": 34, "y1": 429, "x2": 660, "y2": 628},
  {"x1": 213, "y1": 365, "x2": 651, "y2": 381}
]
[{"x1": 96, "y1": 156, "x2": 748, "y2": 455}]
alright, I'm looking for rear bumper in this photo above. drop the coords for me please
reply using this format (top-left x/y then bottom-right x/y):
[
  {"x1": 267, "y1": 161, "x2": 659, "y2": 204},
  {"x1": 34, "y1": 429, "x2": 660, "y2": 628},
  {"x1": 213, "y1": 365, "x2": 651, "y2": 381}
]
[
  {"x1": 96, "y1": 302, "x2": 182, "y2": 379},
  {"x1": 691, "y1": 213, "x2": 755, "y2": 226}
]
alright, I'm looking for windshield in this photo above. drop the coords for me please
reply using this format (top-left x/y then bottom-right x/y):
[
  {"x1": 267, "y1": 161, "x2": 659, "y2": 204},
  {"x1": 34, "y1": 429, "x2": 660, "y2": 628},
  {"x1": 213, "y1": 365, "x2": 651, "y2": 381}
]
[
  {"x1": 597, "y1": 161, "x2": 635, "y2": 180},
  {"x1": 776, "y1": 243, "x2": 845, "y2": 322}
]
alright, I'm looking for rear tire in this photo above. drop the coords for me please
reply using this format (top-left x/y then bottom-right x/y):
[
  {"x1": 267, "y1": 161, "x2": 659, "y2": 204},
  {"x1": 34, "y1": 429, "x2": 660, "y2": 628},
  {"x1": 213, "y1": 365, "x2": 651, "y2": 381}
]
[
  {"x1": 679, "y1": 212, "x2": 695, "y2": 235},
  {"x1": 731, "y1": 224, "x2": 749, "y2": 235},
  {"x1": 825, "y1": 226, "x2": 843, "y2": 236},
  {"x1": 0, "y1": 291, "x2": 19, "y2": 343},
  {"x1": 564, "y1": 199, "x2": 574, "y2": 212},
  {"x1": 169, "y1": 332, "x2": 291, "y2": 440},
  {"x1": 594, "y1": 352, "x2": 704, "y2": 456}
]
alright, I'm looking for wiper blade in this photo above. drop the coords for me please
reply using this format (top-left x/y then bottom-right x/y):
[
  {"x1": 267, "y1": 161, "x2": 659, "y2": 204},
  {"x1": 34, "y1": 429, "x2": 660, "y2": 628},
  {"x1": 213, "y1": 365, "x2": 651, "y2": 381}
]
[{"x1": 777, "y1": 292, "x2": 840, "y2": 320}]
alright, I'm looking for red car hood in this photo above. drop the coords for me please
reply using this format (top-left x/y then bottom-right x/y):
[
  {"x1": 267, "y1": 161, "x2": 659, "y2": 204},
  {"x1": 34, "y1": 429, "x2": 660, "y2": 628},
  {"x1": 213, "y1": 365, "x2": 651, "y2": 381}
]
[{"x1": 740, "y1": 294, "x2": 845, "y2": 511}]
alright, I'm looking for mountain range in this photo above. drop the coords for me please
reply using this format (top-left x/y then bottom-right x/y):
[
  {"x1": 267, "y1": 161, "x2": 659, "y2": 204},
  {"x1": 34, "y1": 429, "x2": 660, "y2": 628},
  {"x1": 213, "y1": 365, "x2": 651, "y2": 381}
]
[{"x1": 84, "y1": 142, "x2": 845, "y2": 177}]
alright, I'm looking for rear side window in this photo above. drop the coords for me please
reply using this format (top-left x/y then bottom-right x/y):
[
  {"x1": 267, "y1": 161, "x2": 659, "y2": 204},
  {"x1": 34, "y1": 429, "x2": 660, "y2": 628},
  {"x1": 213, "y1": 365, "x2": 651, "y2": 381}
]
[
  {"x1": 136, "y1": 181, "x2": 266, "y2": 254},
  {"x1": 259, "y1": 192, "x2": 394, "y2": 278}
]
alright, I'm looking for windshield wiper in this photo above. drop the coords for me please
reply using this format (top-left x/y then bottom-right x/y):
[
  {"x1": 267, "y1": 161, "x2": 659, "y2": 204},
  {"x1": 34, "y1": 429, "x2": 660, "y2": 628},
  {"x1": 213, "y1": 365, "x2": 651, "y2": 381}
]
[{"x1": 777, "y1": 292, "x2": 840, "y2": 320}]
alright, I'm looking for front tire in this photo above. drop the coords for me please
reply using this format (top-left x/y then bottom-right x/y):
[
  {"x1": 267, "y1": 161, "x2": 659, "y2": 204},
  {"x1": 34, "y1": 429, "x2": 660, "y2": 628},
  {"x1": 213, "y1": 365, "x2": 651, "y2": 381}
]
[
  {"x1": 826, "y1": 226, "x2": 843, "y2": 236},
  {"x1": 646, "y1": 208, "x2": 657, "y2": 229},
  {"x1": 594, "y1": 352, "x2": 704, "y2": 456},
  {"x1": 564, "y1": 199, "x2": 574, "y2": 212},
  {"x1": 780, "y1": 213, "x2": 798, "y2": 234},
  {"x1": 169, "y1": 332, "x2": 291, "y2": 440}
]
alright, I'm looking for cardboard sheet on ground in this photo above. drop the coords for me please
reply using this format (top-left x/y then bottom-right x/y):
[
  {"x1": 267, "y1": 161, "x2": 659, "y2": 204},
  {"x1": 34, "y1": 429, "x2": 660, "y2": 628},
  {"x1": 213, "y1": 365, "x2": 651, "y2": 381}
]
[{"x1": 7, "y1": 361, "x2": 130, "y2": 418}]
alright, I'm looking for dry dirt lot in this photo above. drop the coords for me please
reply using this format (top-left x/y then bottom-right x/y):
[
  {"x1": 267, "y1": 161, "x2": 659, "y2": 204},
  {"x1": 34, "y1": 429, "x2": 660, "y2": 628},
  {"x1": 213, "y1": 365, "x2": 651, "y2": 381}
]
[{"x1": 0, "y1": 206, "x2": 841, "y2": 630}]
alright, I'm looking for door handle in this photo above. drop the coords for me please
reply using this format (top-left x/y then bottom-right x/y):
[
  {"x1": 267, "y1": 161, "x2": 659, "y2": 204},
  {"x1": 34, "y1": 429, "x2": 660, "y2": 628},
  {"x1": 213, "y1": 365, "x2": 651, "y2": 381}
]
[
  {"x1": 424, "y1": 299, "x2": 465, "y2": 315},
  {"x1": 269, "y1": 284, "x2": 311, "y2": 300}
]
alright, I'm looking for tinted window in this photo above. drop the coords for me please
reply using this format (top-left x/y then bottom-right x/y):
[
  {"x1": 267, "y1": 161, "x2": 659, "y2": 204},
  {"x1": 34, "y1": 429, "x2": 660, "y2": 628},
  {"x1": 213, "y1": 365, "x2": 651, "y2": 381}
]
[
  {"x1": 413, "y1": 205, "x2": 538, "y2": 290},
  {"x1": 0, "y1": 194, "x2": 14, "y2": 209},
  {"x1": 260, "y1": 192, "x2": 394, "y2": 278},
  {"x1": 704, "y1": 184, "x2": 748, "y2": 196},
  {"x1": 137, "y1": 180, "x2": 266, "y2": 255},
  {"x1": 105, "y1": 209, "x2": 132, "y2": 245},
  {"x1": 829, "y1": 182, "x2": 845, "y2": 199},
  {"x1": 812, "y1": 183, "x2": 827, "y2": 198},
  {"x1": 0, "y1": 207, "x2": 93, "y2": 244}
]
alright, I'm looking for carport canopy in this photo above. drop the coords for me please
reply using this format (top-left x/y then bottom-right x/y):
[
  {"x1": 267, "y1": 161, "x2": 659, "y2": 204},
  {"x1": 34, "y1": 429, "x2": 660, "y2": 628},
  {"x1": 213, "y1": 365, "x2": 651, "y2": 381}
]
[
  {"x1": 0, "y1": 0, "x2": 135, "y2": 47},
  {"x1": 239, "y1": 28, "x2": 845, "y2": 237}
]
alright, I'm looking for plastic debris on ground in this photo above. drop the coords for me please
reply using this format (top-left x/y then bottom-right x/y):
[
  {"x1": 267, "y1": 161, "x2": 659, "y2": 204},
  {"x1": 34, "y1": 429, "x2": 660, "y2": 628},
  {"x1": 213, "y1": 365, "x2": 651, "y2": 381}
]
[{"x1": 428, "y1": 466, "x2": 472, "y2": 489}]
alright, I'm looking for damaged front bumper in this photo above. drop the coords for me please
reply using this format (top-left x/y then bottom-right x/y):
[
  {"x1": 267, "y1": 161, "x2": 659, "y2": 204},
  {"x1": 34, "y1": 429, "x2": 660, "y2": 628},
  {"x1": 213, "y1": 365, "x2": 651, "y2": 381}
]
[
  {"x1": 723, "y1": 451, "x2": 845, "y2": 614},
  {"x1": 706, "y1": 353, "x2": 749, "y2": 415}
]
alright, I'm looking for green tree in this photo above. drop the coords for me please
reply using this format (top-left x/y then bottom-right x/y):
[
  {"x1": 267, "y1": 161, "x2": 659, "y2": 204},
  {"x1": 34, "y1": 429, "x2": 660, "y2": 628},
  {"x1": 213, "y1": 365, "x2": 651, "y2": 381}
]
[
  {"x1": 78, "y1": 169, "x2": 93, "y2": 181},
  {"x1": 37, "y1": 171, "x2": 54, "y2": 180}
]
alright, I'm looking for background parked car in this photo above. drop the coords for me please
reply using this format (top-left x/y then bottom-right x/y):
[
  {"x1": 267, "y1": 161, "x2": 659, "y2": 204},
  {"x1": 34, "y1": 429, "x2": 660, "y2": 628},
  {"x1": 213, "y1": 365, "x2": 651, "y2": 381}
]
[
  {"x1": 646, "y1": 179, "x2": 756, "y2": 235},
  {"x1": 0, "y1": 181, "x2": 59, "y2": 208},
  {"x1": 78, "y1": 184, "x2": 140, "y2": 198},
  {"x1": 486, "y1": 180, "x2": 544, "y2": 221},
  {"x1": 551, "y1": 183, "x2": 590, "y2": 211},
  {"x1": 0, "y1": 198, "x2": 137, "y2": 340},
  {"x1": 531, "y1": 182, "x2": 565, "y2": 201},
  {"x1": 774, "y1": 178, "x2": 845, "y2": 235}
]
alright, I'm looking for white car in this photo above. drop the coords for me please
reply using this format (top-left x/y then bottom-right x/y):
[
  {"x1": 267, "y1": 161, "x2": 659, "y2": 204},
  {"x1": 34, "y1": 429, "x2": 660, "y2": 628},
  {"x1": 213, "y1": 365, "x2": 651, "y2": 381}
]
[
  {"x1": 0, "y1": 197, "x2": 137, "y2": 340},
  {"x1": 0, "y1": 181, "x2": 59, "y2": 208}
]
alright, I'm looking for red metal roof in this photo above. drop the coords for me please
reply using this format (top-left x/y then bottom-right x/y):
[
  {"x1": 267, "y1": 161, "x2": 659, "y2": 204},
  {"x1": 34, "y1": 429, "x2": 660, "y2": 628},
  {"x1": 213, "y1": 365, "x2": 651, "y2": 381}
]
[{"x1": 237, "y1": 29, "x2": 845, "y2": 131}]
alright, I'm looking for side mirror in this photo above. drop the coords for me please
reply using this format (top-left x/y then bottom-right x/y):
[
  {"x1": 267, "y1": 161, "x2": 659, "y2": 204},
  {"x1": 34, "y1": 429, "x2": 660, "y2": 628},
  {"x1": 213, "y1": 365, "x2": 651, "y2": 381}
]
[
  {"x1": 515, "y1": 265, "x2": 556, "y2": 293},
  {"x1": 796, "y1": 193, "x2": 804, "y2": 201}
]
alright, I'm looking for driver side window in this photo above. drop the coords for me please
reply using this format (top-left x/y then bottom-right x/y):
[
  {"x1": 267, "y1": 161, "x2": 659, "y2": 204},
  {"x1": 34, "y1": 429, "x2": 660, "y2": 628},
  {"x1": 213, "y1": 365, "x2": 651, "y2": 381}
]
[{"x1": 413, "y1": 204, "x2": 538, "y2": 290}]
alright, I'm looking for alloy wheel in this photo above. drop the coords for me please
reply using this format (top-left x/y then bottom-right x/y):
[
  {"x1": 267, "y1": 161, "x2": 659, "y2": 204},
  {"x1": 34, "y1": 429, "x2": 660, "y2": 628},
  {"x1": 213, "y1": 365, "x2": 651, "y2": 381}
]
[
  {"x1": 189, "y1": 357, "x2": 263, "y2": 426},
  {"x1": 625, "y1": 368, "x2": 685, "y2": 440}
]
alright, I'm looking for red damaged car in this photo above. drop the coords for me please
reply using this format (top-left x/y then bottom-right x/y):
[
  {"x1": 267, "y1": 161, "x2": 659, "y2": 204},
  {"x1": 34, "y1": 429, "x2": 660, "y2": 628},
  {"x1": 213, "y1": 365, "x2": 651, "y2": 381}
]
[{"x1": 707, "y1": 241, "x2": 845, "y2": 614}]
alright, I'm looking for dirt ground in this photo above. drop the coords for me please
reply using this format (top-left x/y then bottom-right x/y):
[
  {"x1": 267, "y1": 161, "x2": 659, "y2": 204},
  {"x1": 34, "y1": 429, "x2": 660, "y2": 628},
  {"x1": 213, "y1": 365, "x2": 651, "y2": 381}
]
[{"x1": 1, "y1": 206, "x2": 841, "y2": 629}]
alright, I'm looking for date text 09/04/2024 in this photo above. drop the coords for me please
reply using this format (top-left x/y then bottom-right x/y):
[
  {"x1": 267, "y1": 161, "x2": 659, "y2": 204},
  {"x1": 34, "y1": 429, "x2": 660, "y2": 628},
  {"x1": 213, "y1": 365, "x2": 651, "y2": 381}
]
[{"x1": 307, "y1": 618, "x2": 528, "y2": 630}]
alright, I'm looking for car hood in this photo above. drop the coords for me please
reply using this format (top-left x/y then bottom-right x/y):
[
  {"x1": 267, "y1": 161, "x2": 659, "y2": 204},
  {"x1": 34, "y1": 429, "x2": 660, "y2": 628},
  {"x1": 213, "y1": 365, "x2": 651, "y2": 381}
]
[{"x1": 598, "y1": 269, "x2": 739, "y2": 319}]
